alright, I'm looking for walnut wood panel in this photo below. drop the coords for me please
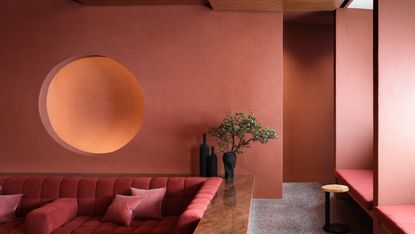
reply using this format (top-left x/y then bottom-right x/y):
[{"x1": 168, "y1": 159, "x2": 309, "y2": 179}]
[
  {"x1": 76, "y1": 0, "x2": 205, "y2": 5},
  {"x1": 208, "y1": 0, "x2": 344, "y2": 12},
  {"x1": 194, "y1": 175, "x2": 255, "y2": 234}
]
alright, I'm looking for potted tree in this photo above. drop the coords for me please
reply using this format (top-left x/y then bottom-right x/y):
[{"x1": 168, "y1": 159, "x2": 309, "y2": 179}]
[{"x1": 209, "y1": 112, "x2": 278, "y2": 180}]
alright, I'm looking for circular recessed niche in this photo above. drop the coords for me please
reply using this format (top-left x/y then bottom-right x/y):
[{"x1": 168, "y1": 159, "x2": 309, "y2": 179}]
[{"x1": 39, "y1": 56, "x2": 144, "y2": 154}]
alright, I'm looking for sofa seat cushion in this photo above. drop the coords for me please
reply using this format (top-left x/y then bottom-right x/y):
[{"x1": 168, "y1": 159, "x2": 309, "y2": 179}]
[
  {"x1": 375, "y1": 206, "x2": 415, "y2": 234},
  {"x1": 334, "y1": 169, "x2": 373, "y2": 210},
  {"x1": 52, "y1": 216, "x2": 178, "y2": 234},
  {"x1": 0, "y1": 219, "x2": 25, "y2": 234}
]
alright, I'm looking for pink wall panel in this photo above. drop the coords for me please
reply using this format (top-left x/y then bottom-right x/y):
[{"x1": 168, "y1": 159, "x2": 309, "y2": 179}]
[
  {"x1": 283, "y1": 15, "x2": 335, "y2": 183},
  {"x1": 0, "y1": 0, "x2": 283, "y2": 198},
  {"x1": 335, "y1": 9, "x2": 373, "y2": 169},
  {"x1": 377, "y1": 0, "x2": 415, "y2": 205}
]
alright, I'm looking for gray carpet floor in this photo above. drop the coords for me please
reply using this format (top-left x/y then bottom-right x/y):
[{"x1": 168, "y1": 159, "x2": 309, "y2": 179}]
[{"x1": 249, "y1": 183, "x2": 372, "y2": 234}]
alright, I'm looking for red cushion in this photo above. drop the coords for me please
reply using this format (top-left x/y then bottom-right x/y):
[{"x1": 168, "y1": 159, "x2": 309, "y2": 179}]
[
  {"x1": 174, "y1": 177, "x2": 223, "y2": 234},
  {"x1": 334, "y1": 169, "x2": 373, "y2": 210},
  {"x1": 52, "y1": 216, "x2": 178, "y2": 234},
  {"x1": 25, "y1": 198, "x2": 78, "y2": 234},
  {"x1": 0, "y1": 194, "x2": 23, "y2": 223},
  {"x1": 131, "y1": 187, "x2": 166, "y2": 219},
  {"x1": 0, "y1": 219, "x2": 25, "y2": 234},
  {"x1": 102, "y1": 195, "x2": 142, "y2": 226},
  {"x1": 375, "y1": 206, "x2": 415, "y2": 234}
]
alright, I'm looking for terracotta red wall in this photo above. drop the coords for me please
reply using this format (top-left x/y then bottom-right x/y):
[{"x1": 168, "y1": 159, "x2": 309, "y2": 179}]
[
  {"x1": 0, "y1": 0, "x2": 283, "y2": 198},
  {"x1": 377, "y1": 0, "x2": 415, "y2": 205},
  {"x1": 283, "y1": 13, "x2": 335, "y2": 183},
  {"x1": 335, "y1": 9, "x2": 373, "y2": 169}
]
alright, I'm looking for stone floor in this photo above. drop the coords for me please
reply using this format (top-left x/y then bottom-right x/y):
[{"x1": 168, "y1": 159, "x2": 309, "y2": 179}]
[{"x1": 249, "y1": 183, "x2": 372, "y2": 234}]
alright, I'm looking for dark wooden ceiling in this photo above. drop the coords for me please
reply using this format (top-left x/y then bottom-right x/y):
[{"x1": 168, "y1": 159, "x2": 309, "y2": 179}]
[
  {"x1": 76, "y1": 0, "x2": 207, "y2": 5},
  {"x1": 76, "y1": 0, "x2": 345, "y2": 11},
  {"x1": 209, "y1": 0, "x2": 344, "y2": 11}
]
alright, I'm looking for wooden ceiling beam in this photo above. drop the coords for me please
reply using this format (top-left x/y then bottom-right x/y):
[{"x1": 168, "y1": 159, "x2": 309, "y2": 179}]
[
  {"x1": 75, "y1": 0, "x2": 345, "y2": 11},
  {"x1": 208, "y1": 0, "x2": 344, "y2": 12},
  {"x1": 76, "y1": 0, "x2": 207, "y2": 6}
]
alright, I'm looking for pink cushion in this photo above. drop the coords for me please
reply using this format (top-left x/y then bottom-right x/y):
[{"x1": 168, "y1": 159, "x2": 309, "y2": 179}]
[
  {"x1": 375, "y1": 206, "x2": 415, "y2": 234},
  {"x1": 131, "y1": 187, "x2": 166, "y2": 219},
  {"x1": 0, "y1": 194, "x2": 23, "y2": 223},
  {"x1": 102, "y1": 195, "x2": 142, "y2": 226},
  {"x1": 334, "y1": 169, "x2": 373, "y2": 210}
]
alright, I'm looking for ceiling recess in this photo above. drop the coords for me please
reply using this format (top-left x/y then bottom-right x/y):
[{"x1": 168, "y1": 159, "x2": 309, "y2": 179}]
[{"x1": 75, "y1": 0, "x2": 344, "y2": 11}]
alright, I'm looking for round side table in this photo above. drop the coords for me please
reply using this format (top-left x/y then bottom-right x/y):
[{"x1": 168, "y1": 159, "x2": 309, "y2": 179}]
[{"x1": 321, "y1": 184, "x2": 351, "y2": 233}]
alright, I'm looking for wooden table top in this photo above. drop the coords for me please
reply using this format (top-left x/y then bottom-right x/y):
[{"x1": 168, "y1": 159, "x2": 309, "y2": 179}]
[
  {"x1": 321, "y1": 184, "x2": 349, "y2": 193},
  {"x1": 194, "y1": 175, "x2": 255, "y2": 234}
]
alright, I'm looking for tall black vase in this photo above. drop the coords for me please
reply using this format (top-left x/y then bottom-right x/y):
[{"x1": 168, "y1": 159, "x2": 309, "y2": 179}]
[
  {"x1": 199, "y1": 133, "x2": 209, "y2": 177},
  {"x1": 223, "y1": 152, "x2": 237, "y2": 180},
  {"x1": 207, "y1": 146, "x2": 218, "y2": 177}
]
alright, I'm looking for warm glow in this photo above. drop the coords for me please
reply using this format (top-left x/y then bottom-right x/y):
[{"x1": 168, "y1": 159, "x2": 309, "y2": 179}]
[{"x1": 42, "y1": 56, "x2": 144, "y2": 154}]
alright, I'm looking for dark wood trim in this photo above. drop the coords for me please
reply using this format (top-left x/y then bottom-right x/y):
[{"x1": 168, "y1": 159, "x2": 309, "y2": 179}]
[
  {"x1": 340, "y1": 0, "x2": 351, "y2": 8},
  {"x1": 75, "y1": 0, "x2": 207, "y2": 6},
  {"x1": 373, "y1": 0, "x2": 379, "y2": 207},
  {"x1": 334, "y1": 9, "x2": 337, "y2": 171}
]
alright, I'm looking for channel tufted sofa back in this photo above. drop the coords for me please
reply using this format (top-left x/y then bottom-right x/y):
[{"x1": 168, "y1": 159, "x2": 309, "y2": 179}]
[{"x1": 0, "y1": 176, "x2": 208, "y2": 217}]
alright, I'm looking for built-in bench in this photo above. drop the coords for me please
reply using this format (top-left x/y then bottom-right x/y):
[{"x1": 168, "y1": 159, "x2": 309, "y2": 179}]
[
  {"x1": 334, "y1": 169, "x2": 374, "y2": 215},
  {"x1": 335, "y1": 169, "x2": 415, "y2": 233},
  {"x1": 375, "y1": 206, "x2": 415, "y2": 234}
]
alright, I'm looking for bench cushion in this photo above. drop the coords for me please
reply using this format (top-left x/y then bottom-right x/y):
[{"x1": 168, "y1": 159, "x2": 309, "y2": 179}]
[
  {"x1": 334, "y1": 169, "x2": 373, "y2": 210},
  {"x1": 52, "y1": 216, "x2": 178, "y2": 234},
  {"x1": 0, "y1": 219, "x2": 25, "y2": 234},
  {"x1": 375, "y1": 206, "x2": 415, "y2": 234}
]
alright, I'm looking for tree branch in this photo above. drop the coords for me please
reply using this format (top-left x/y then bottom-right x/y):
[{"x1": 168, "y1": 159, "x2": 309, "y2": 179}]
[
  {"x1": 234, "y1": 138, "x2": 253, "y2": 153},
  {"x1": 231, "y1": 134, "x2": 235, "y2": 152}
]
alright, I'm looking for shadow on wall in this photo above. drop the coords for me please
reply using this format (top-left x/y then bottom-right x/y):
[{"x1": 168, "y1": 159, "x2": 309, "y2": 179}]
[{"x1": 283, "y1": 13, "x2": 334, "y2": 67}]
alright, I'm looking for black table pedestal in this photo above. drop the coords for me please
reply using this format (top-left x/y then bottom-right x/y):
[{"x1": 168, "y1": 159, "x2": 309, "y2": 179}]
[{"x1": 323, "y1": 192, "x2": 351, "y2": 233}]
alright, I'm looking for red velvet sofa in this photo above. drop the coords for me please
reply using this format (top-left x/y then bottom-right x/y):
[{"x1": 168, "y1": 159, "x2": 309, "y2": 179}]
[{"x1": 0, "y1": 176, "x2": 222, "y2": 234}]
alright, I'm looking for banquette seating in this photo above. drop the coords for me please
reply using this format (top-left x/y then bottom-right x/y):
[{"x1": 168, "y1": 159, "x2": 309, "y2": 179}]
[
  {"x1": 0, "y1": 176, "x2": 222, "y2": 234},
  {"x1": 334, "y1": 168, "x2": 374, "y2": 213},
  {"x1": 335, "y1": 169, "x2": 415, "y2": 234},
  {"x1": 374, "y1": 205, "x2": 415, "y2": 234}
]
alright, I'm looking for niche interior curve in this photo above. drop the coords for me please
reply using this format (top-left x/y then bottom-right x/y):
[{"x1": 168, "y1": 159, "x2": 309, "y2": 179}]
[{"x1": 39, "y1": 56, "x2": 144, "y2": 154}]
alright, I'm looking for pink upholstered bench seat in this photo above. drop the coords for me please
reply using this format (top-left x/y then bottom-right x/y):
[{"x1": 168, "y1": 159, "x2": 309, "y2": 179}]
[
  {"x1": 0, "y1": 176, "x2": 222, "y2": 234},
  {"x1": 0, "y1": 219, "x2": 25, "y2": 234},
  {"x1": 375, "y1": 206, "x2": 415, "y2": 234},
  {"x1": 334, "y1": 169, "x2": 373, "y2": 210},
  {"x1": 52, "y1": 216, "x2": 178, "y2": 234}
]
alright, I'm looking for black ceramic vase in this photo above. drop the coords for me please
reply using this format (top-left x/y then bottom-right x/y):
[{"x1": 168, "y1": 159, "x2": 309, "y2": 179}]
[
  {"x1": 223, "y1": 152, "x2": 237, "y2": 180},
  {"x1": 207, "y1": 146, "x2": 218, "y2": 177},
  {"x1": 199, "y1": 133, "x2": 209, "y2": 177}
]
